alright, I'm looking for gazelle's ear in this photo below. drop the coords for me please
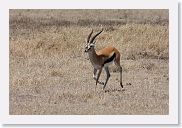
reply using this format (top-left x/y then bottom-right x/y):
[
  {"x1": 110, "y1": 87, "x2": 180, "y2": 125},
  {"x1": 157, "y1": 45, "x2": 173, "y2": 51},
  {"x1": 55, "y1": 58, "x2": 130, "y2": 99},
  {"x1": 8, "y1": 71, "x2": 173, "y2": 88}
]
[
  {"x1": 90, "y1": 43, "x2": 95, "y2": 46},
  {"x1": 90, "y1": 41, "x2": 96, "y2": 46}
]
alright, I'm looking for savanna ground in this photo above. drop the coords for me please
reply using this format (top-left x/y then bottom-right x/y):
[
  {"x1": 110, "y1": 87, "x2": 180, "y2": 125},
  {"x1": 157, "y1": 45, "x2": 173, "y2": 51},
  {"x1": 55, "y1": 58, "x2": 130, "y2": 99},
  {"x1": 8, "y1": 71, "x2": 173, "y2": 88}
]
[{"x1": 9, "y1": 9, "x2": 169, "y2": 115}]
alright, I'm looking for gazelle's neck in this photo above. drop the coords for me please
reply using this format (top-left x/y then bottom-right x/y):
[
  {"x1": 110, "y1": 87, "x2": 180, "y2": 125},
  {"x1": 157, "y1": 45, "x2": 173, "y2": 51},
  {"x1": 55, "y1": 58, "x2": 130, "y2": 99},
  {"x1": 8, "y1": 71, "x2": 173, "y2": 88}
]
[
  {"x1": 88, "y1": 47, "x2": 97, "y2": 59},
  {"x1": 88, "y1": 47, "x2": 101, "y2": 67}
]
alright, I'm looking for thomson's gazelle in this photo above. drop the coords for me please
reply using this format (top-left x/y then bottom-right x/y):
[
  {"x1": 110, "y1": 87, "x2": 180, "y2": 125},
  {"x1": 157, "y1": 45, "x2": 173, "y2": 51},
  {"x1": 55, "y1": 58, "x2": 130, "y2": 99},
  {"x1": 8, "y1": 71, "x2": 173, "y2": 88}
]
[{"x1": 85, "y1": 29, "x2": 123, "y2": 90}]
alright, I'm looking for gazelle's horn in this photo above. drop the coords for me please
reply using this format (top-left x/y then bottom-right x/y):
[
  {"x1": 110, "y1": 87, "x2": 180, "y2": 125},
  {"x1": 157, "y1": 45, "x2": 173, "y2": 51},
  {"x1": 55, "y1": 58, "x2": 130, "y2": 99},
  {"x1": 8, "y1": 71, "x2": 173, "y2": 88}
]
[
  {"x1": 89, "y1": 28, "x2": 103, "y2": 44},
  {"x1": 87, "y1": 29, "x2": 93, "y2": 43}
]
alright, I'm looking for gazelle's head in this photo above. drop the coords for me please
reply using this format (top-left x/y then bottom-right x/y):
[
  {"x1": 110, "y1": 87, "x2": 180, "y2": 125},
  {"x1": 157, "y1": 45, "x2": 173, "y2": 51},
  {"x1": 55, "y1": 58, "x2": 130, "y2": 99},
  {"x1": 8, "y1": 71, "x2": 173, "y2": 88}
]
[{"x1": 84, "y1": 29, "x2": 103, "y2": 52}]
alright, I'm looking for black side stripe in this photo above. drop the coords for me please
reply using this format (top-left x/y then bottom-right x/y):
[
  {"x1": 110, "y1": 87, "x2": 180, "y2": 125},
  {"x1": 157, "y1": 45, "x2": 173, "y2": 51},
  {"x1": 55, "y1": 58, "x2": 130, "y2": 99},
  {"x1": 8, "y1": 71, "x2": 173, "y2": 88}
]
[{"x1": 104, "y1": 53, "x2": 116, "y2": 64}]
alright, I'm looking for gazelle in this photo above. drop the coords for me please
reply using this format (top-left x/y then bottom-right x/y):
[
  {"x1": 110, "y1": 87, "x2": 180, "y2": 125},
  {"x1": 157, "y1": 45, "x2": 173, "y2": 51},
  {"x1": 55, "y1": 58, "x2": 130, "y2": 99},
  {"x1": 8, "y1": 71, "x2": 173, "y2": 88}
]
[{"x1": 85, "y1": 29, "x2": 123, "y2": 90}]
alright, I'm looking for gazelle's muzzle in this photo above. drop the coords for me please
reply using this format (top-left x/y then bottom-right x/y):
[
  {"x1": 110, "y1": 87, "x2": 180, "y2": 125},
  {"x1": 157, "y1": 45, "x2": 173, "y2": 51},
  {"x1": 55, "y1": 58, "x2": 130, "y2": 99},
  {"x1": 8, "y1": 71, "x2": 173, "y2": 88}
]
[
  {"x1": 84, "y1": 49, "x2": 88, "y2": 52},
  {"x1": 84, "y1": 46, "x2": 91, "y2": 52}
]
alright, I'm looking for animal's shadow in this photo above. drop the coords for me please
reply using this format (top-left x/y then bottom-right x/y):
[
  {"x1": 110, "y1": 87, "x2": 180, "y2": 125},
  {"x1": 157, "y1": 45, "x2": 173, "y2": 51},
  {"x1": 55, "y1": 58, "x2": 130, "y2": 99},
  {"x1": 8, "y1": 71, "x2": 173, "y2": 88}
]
[
  {"x1": 104, "y1": 88, "x2": 125, "y2": 93},
  {"x1": 103, "y1": 83, "x2": 131, "y2": 93}
]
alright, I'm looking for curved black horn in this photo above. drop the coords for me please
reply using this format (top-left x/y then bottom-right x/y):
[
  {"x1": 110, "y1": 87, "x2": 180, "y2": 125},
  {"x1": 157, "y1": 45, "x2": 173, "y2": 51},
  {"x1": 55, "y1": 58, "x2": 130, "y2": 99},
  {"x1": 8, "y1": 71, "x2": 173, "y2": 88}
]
[
  {"x1": 87, "y1": 29, "x2": 93, "y2": 43},
  {"x1": 89, "y1": 28, "x2": 103, "y2": 44}
]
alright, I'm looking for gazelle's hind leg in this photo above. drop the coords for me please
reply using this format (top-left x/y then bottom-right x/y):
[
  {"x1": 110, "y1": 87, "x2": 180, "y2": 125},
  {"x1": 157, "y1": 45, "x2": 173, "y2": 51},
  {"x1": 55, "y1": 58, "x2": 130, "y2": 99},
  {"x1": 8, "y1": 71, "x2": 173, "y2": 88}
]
[
  {"x1": 93, "y1": 68, "x2": 104, "y2": 85},
  {"x1": 115, "y1": 62, "x2": 123, "y2": 88},
  {"x1": 114, "y1": 56, "x2": 123, "y2": 88},
  {"x1": 103, "y1": 67, "x2": 111, "y2": 90}
]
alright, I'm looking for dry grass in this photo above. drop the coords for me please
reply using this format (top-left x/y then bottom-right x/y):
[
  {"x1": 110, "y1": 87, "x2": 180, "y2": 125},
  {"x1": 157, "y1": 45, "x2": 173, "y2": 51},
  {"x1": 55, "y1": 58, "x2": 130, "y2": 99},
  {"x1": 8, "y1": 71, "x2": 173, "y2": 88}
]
[{"x1": 10, "y1": 9, "x2": 169, "y2": 115}]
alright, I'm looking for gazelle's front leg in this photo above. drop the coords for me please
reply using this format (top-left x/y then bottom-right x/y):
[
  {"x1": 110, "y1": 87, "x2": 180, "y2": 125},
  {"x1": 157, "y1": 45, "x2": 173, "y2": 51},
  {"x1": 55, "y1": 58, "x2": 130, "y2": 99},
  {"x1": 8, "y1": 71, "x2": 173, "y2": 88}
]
[
  {"x1": 103, "y1": 67, "x2": 110, "y2": 89},
  {"x1": 96, "y1": 68, "x2": 103, "y2": 86},
  {"x1": 93, "y1": 68, "x2": 97, "y2": 80},
  {"x1": 93, "y1": 68, "x2": 104, "y2": 85}
]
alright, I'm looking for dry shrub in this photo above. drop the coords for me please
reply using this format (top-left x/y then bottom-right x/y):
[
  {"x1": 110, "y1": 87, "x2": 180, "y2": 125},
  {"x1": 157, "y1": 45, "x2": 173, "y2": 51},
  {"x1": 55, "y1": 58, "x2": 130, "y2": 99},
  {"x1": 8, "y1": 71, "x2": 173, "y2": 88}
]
[
  {"x1": 10, "y1": 9, "x2": 168, "y2": 60},
  {"x1": 10, "y1": 24, "x2": 168, "y2": 60},
  {"x1": 10, "y1": 9, "x2": 168, "y2": 28},
  {"x1": 112, "y1": 24, "x2": 168, "y2": 60}
]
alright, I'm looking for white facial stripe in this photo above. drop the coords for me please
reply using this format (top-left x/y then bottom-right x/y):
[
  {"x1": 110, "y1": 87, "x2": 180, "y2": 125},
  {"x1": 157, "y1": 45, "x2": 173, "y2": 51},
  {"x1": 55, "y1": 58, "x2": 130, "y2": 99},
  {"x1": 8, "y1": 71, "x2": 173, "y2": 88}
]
[{"x1": 85, "y1": 43, "x2": 95, "y2": 52}]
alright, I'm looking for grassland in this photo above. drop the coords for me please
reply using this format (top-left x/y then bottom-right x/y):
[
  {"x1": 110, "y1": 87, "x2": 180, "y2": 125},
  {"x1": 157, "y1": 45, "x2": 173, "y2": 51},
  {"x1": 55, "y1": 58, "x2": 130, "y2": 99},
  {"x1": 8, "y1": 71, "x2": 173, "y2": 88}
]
[{"x1": 10, "y1": 9, "x2": 169, "y2": 115}]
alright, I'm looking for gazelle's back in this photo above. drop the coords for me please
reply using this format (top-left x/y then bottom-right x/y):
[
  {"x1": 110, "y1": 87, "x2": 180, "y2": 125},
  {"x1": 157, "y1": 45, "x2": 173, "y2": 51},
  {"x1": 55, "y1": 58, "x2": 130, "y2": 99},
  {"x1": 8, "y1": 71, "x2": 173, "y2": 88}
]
[{"x1": 97, "y1": 46, "x2": 121, "y2": 62}]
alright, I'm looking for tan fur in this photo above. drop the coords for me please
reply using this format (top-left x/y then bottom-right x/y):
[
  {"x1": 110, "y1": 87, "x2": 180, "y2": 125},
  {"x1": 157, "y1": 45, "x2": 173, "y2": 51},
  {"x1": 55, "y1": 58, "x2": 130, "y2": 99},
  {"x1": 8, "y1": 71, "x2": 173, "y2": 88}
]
[{"x1": 97, "y1": 46, "x2": 121, "y2": 63}]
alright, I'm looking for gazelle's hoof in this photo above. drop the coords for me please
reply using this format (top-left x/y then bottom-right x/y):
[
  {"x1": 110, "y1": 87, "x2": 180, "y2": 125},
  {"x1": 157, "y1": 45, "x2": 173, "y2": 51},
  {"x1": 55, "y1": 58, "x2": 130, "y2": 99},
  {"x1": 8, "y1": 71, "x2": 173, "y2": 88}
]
[
  {"x1": 126, "y1": 83, "x2": 132, "y2": 85},
  {"x1": 120, "y1": 84, "x2": 123, "y2": 88},
  {"x1": 98, "y1": 81, "x2": 104, "y2": 85},
  {"x1": 103, "y1": 85, "x2": 106, "y2": 90}
]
